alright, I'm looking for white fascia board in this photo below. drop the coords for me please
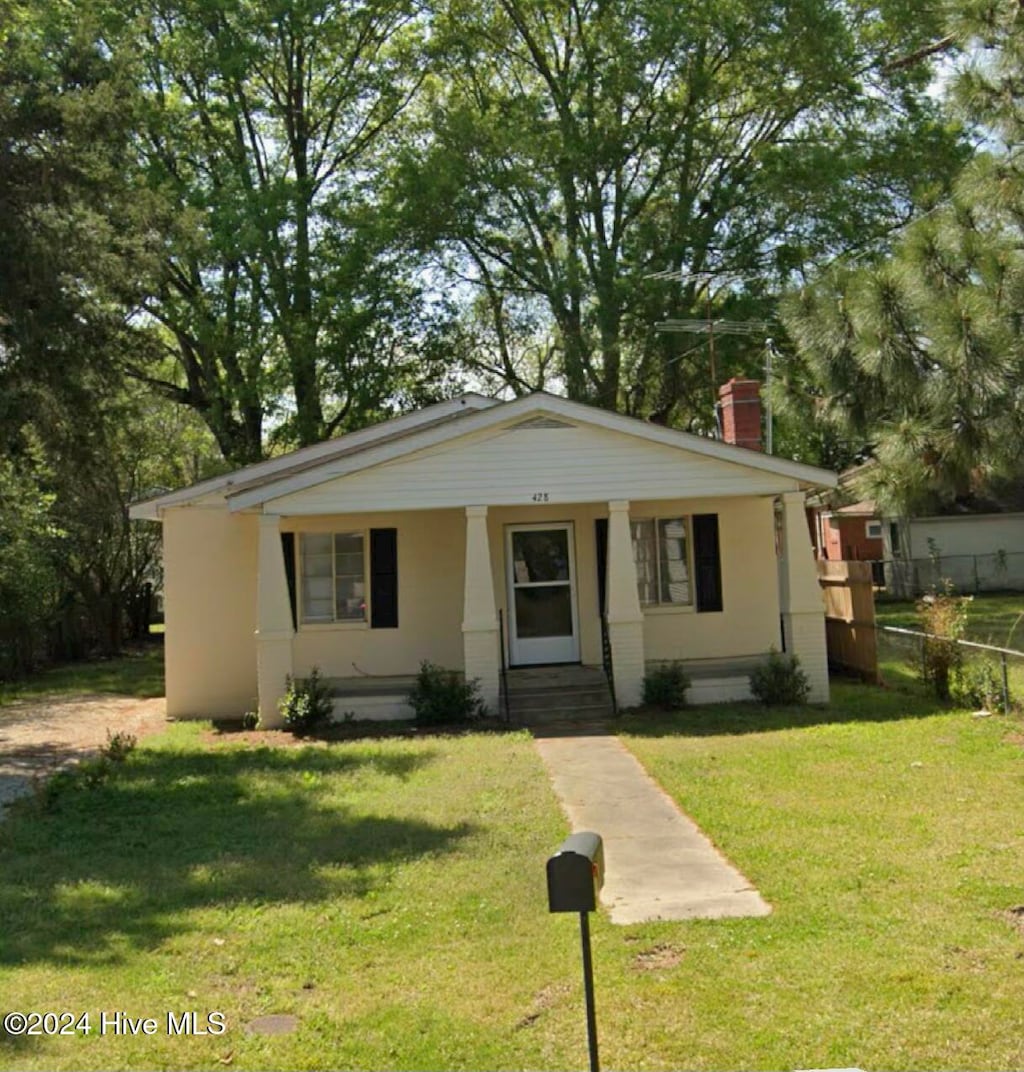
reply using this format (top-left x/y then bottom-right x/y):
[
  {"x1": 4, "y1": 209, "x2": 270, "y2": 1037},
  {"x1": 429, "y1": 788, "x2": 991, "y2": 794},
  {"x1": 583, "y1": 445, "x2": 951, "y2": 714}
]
[
  {"x1": 229, "y1": 391, "x2": 837, "y2": 512},
  {"x1": 127, "y1": 393, "x2": 498, "y2": 520}
]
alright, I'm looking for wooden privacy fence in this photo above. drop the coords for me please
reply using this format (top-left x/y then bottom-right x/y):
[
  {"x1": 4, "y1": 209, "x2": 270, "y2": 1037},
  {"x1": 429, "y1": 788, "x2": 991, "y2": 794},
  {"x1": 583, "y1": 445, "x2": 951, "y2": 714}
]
[{"x1": 817, "y1": 560, "x2": 879, "y2": 682}]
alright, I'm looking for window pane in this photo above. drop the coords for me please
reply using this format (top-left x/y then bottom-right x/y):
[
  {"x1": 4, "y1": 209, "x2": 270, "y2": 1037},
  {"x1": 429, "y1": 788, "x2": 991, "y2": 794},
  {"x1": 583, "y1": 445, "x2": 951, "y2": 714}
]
[
  {"x1": 658, "y1": 518, "x2": 690, "y2": 605},
  {"x1": 511, "y1": 530, "x2": 570, "y2": 583},
  {"x1": 335, "y1": 576, "x2": 366, "y2": 620},
  {"x1": 631, "y1": 520, "x2": 657, "y2": 605},
  {"x1": 302, "y1": 533, "x2": 333, "y2": 556},
  {"x1": 515, "y1": 586, "x2": 573, "y2": 637}
]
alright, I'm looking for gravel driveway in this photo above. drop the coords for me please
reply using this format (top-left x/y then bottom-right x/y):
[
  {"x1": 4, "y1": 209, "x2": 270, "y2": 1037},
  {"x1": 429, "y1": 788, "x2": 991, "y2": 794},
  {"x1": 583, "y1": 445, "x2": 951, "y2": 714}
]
[{"x1": 0, "y1": 695, "x2": 167, "y2": 818}]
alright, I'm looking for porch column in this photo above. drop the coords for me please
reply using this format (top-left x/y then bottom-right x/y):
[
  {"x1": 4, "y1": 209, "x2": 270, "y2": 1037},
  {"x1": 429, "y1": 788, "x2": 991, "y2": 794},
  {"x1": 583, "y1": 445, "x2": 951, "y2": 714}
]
[
  {"x1": 606, "y1": 500, "x2": 645, "y2": 708},
  {"x1": 779, "y1": 490, "x2": 830, "y2": 703},
  {"x1": 462, "y1": 505, "x2": 500, "y2": 713},
  {"x1": 256, "y1": 513, "x2": 295, "y2": 728}
]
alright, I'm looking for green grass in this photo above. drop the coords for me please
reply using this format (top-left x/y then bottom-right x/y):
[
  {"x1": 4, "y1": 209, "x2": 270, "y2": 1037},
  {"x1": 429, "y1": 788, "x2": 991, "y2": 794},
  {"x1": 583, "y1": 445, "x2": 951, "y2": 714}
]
[
  {"x1": 0, "y1": 646, "x2": 165, "y2": 707},
  {"x1": 2, "y1": 689, "x2": 1024, "y2": 1069},
  {"x1": 876, "y1": 591, "x2": 1024, "y2": 647}
]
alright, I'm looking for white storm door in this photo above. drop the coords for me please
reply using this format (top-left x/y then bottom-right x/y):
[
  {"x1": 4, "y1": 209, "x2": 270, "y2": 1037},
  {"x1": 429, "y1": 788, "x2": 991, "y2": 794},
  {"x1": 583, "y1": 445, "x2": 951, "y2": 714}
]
[{"x1": 506, "y1": 523, "x2": 580, "y2": 665}]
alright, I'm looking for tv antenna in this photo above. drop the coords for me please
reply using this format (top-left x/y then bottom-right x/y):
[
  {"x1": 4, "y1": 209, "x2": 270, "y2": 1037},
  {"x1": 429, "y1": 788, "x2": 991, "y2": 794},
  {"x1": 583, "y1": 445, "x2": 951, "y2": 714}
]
[{"x1": 645, "y1": 267, "x2": 775, "y2": 452}]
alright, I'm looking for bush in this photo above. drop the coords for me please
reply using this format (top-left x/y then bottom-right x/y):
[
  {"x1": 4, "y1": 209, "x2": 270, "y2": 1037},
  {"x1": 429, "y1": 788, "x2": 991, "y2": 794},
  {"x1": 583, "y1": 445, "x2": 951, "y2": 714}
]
[
  {"x1": 407, "y1": 661, "x2": 484, "y2": 724},
  {"x1": 950, "y1": 659, "x2": 1007, "y2": 713},
  {"x1": 278, "y1": 667, "x2": 334, "y2": 734},
  {"x1": 643, "y1": 662, "x2": 691, "y2": 710},
  {"x1": 749, "y1": 649, "x2": 810, "y2": 706},
  {"x1": 917, "y1": 585, "x2": 970, "y2": 700},
  {"x1": 101, "y1": 731, "x2": 137, "y2": 763}
]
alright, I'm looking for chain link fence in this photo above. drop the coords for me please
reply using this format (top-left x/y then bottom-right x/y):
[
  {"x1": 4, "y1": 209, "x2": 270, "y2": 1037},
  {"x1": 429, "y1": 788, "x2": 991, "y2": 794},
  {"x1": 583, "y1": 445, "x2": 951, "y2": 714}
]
[
  {"x1": 874, "y1": 553, "x2": 1024, "y2": 598},
  {"x1": 873, "y1": 624, "x2": 1024, "y2": 711}
]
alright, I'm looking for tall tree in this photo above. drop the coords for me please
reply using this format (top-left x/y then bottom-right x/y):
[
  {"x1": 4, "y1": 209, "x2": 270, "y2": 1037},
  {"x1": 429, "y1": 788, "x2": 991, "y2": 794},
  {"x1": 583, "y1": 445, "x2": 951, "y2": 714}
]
[
  {"x1": 402, "y1": 0, "x2": 967, "y2": 424},
  {"x1": 88, "y1": 0, "x2": 453, "y2": 462},
  {"x1": 779, "y1": 0, "x2": 1024, "y2": 514}
]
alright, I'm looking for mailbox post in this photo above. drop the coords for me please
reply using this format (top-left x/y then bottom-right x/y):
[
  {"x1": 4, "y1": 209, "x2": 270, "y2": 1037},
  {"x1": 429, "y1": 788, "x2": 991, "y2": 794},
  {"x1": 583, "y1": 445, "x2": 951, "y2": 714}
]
[{"x1": 546, "y1": 832, "x2": 604, "y2": 1072}]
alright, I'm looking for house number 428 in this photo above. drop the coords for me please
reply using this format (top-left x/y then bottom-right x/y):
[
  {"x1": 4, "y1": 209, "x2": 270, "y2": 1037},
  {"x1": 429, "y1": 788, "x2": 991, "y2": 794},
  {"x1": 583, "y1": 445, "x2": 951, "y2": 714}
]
[{"x1": 531, "y1": 492, "x2": 549, "y2": 502}]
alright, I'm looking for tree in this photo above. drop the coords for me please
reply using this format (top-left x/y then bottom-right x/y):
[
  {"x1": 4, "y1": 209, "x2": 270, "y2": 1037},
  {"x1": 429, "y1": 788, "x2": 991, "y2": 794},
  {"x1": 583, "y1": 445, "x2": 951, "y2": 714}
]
[
  {"x1": 779, "y1": 0, "x2": 1024, "y2": 515},
  {"x1": 89, "y1": 0, "x2": 455, "y2": 463},
  {"x1": 401, "y1": 0, "x2": 968, "y2": 425}
]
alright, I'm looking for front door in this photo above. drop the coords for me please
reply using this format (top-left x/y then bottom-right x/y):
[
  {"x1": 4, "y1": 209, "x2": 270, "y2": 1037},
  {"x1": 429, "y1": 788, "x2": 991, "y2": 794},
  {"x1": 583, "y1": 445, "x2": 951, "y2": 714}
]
[{"x1": 506, "y1": 523, "x2": 580, "y2": 665}]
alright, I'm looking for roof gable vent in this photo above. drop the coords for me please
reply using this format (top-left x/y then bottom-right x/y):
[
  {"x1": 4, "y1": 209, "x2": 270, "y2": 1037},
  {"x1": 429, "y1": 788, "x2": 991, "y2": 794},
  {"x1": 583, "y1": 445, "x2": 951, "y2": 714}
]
[{"x1": 510, "y1": 416, "x2": 576, "y2": 430}]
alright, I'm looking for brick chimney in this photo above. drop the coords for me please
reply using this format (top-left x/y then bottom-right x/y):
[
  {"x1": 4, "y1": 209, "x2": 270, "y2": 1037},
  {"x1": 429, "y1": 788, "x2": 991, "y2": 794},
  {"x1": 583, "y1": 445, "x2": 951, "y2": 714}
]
[{"x1": 718, "y1": 378, "x2": 763, "y2": 451}]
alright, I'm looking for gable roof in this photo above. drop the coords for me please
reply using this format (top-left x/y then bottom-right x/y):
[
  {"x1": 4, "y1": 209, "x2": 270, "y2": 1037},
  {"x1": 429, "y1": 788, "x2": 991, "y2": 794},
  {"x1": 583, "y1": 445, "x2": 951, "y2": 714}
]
[
  {"x1": 132, "y1": 391, "x2": 837, "y2": 520},
  {"x1": 129, "y1": 393, "x2": 496, "y2": 520}
]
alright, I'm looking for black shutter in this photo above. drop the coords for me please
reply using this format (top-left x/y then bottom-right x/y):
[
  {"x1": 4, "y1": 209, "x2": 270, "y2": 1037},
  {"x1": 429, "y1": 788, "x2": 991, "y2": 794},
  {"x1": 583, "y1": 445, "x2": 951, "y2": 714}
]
[
  {"x1": 693, "y1": 513, "x2": 723, "y2": 613},
  {"x1": 595, "y1": 518, "x2": 608, "y2": 616},
  {"x1": 370, "y1": 528, "x2": 398, "y2": 629},
  {"x1": 280, "y1": 533, "x2": 297, "y2": 629}
]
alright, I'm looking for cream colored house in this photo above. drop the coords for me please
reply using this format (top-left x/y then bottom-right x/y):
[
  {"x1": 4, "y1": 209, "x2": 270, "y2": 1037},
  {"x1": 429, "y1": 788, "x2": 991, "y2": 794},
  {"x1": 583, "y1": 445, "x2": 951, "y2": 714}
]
[{"x1": 130, "y1": 389, "x2": 837, "y2": 726}]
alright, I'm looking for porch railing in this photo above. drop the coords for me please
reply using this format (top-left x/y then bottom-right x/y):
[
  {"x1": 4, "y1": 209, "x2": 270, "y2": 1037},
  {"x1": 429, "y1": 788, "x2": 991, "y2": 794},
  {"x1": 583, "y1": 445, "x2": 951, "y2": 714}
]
[
  {"x1": 498, "y1": 609, "x2": 511, "y2": 723},
  {"x1": 599, "y1": 614, "x2": 618, "y2": 715}
]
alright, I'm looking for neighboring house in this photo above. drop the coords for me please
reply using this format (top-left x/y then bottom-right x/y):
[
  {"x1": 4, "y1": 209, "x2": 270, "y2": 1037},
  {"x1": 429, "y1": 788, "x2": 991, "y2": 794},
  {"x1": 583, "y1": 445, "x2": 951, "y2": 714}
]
[
  {"x1": 809, "y1": 460, "x2": 1024, "y2": 594},
  {"x1": 882, "y1": 512, "x2": 1024, "y2": 595},
  {"x1": 813, "y1": 500, "x2": 884, "y2": 564},
  {"x1": 130, "y1": 383, "x2": 837, "y2": 725}
]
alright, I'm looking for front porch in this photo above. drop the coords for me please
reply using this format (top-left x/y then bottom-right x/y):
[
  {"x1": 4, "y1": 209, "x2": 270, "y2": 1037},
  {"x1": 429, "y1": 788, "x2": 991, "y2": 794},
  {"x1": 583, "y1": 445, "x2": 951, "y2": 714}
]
[{"x1": 254, "y1": 491, "x2": 828, "y2": 727}]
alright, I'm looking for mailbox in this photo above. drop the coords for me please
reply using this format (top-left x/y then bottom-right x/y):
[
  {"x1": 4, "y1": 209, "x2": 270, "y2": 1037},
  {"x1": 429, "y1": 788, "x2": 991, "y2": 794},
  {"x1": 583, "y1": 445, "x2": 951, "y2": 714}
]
[{"x1": 546, "y1": 831, "x2": 604, "y2": 913}]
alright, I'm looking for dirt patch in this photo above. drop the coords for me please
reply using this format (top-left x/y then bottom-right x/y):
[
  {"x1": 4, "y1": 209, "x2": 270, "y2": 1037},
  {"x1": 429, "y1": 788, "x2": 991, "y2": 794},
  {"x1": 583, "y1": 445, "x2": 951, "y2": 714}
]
[
  {"x1": 631, "y1": 942, "x2": 685, "y2": 972},
  {"x1": 514, "y1": 982, "x2": 572, "y2": 1030},
  {"x1": 0, "y1": 694, "x2": 167, "y2": 817}
]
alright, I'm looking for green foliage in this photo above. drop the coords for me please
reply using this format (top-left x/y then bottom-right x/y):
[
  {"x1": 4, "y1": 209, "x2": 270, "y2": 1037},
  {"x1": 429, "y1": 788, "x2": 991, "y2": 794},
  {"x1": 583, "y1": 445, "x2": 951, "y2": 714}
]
[
  {"x1": 101, "y1": 731, "x2": 137, "y2": 763},
  {"x1": 950, "y1": 659, "x2": 1007, "y2": 713},
  {"x1": 643, "y1": 662, "x2": 692, "y2": 711},
  {"x1": 241, "y1": 711, "x2": 260, "y2": 731},
  {"x1": 780, "y1": 5, "x2": 1024, "y2": 503},
  {"x1": 0, "y1": 456, "x2": 61, "y2": 676},
  {"x1": 749, "y1": 650, "x2": 810, "y2": 706},
  {"x1": 278, "y1": 668, "x2": 334, "y2": 735},
  {"x1": 411, "y1": 0, "x2": 966, "y2": 419},
  {"x1": 917, "y1": 586, "x2": 971, "y2": 700},
  {"x1": 407, "y1": 661, "x2": 484, "y2": 725}
]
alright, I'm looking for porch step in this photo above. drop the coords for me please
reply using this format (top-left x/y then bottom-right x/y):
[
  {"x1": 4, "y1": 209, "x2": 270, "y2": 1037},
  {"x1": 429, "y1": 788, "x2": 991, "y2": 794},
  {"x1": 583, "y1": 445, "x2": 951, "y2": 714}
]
[{"x1": 502, "y1": 665, "x2": 614, "y2": 724}]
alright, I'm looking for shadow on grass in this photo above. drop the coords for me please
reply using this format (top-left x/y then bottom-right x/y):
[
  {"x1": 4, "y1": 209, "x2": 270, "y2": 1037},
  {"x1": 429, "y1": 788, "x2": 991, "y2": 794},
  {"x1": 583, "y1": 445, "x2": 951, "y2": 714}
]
[
  {"x1": 618, "y1": 680, "x2": 951, "y2": 739},
  {"x1": 0, "y1": 744, "x2": 471, "y2": 968}
]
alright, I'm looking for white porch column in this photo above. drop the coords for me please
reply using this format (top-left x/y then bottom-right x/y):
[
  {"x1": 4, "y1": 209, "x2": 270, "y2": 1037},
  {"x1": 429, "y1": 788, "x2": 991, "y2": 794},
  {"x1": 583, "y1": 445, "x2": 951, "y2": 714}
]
[
  {"x1": 462, "y1": 505, "x2": 500, "y2": 713},
  {"x1": 606, "y1": 500, "x2": 645, "y2": 708},
  {"x1": 779, "y1": 490, "x2": 830, "y2": 703},
  {"x1": 256, "y1": 513, "x2": 295, "y2": 728}
]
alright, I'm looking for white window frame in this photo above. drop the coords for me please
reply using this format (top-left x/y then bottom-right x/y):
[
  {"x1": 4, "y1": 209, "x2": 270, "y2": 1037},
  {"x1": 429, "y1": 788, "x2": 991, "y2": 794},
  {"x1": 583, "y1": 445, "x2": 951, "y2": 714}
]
[
  {"x1": 298, "y1": 531, "x2": 368, "y2": 625},
  {"x1": 866, "y1": 520, "x2": 883, "y2": 539},
  {"x1": 631, "y1": 516, "x2": 693, "y2": 609}
]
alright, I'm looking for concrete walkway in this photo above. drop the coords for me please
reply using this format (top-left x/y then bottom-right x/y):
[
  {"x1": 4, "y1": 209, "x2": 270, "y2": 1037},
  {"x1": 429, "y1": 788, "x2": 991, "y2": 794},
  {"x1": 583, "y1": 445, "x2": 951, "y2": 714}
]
[{"x1": 534, "y1": 731, "x2": 771, "y2": 924}]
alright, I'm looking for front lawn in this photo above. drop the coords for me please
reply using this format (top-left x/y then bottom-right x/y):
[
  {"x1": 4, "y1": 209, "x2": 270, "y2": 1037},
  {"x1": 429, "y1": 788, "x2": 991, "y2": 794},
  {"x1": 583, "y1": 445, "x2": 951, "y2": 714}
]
[{"x1": 3, "y1": 684, "x2": 1024, "y2": 1069}]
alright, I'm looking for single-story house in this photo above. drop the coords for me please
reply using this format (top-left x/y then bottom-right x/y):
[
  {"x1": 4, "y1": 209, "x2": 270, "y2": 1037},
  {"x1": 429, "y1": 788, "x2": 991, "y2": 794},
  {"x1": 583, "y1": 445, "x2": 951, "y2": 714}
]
[{"x1": 130, "y1": 384, "x2": 838, "y2": 726}]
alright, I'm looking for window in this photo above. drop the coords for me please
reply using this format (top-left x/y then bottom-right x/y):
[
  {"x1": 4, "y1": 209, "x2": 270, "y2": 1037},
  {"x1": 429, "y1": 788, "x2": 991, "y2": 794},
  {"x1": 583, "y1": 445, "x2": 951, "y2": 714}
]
[
  {"x1": 866, "y1": 520, "x2": 882, "y2": 539},
  {"x1": 631, "y1": 518, "x2": 691, "y2": 606},
  {"x1": 300, "y1": 532, "x2": 366, "y2": 623}
]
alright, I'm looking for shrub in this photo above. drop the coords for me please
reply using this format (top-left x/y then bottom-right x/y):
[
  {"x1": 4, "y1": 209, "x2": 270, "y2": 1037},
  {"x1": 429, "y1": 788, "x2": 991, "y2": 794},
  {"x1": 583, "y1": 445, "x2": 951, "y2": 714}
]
[
  {"x1": 917, "y1": 584, "x2": 970, "y2": 700},
  {"x1": 950, "y1": 659, "x2": 1007, "y2": 713},
  {"x1": 101, "y1": 730, "x2": 137, "y2": 763},
  {"x1": 241, "y1": 710, "x2": 259, "y2": 731},
  {"x1": 749, "y1": 649, "x2": 810, "y2": 706},
  {"x1": 407, "y1": 661, "x2": 484, "y2": 724},
  {"x1": 643, "y1": 662, "x2": 691, "y2": 710},
  {"x1": 278, "y1": 667, "x2": 334, "y2": 734}
]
